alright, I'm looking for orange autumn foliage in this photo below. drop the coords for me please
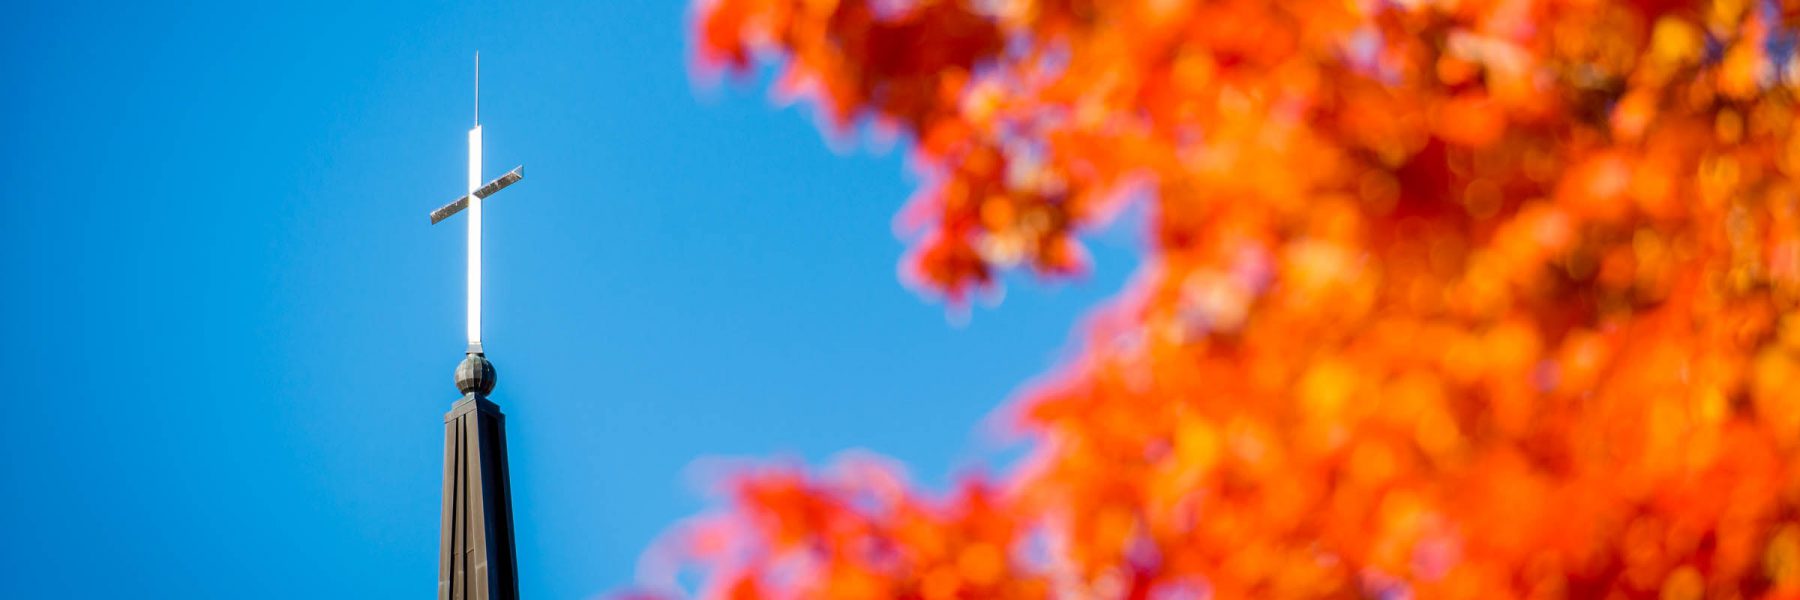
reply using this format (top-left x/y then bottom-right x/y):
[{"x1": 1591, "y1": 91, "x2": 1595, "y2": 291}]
[{"x1": 648, "y1": 0, "x2": 1800, "y2": 597}]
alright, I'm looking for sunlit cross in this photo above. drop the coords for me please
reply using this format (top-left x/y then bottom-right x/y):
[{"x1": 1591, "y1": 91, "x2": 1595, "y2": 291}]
[{"x1": 430, "y1": 52, "x2": 523, "y2": 355}]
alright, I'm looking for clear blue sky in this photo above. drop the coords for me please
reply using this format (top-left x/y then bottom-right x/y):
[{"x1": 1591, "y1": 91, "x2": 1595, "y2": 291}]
[{"x1": 0, "y1": 1, "x2": 1138, "y2": 597}]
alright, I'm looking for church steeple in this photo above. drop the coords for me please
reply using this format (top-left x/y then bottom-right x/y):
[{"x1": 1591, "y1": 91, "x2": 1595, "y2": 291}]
[
  {"x1": 432, "y1": 54, "x2": 525, "y2": 600},
  {"x1": 439, "y1": 351, "x2": 520, "y2": 600}
]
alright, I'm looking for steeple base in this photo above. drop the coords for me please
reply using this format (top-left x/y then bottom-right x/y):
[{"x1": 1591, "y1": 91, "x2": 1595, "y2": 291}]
[{"x1": 438, "y1": 392, "x2": 519, "y2": 600}]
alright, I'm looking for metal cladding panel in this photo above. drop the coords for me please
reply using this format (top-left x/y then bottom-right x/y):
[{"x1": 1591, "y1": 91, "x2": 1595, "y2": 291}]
[
  {"x1": 438, "y1": 418, "x2": 459, "y2": 600},
  {"x1": 439, "y1": 396, "x2": 520, "y2": 600},
  {"x1": 482, "y1": 406, "x2": 519, "y2": 598}
]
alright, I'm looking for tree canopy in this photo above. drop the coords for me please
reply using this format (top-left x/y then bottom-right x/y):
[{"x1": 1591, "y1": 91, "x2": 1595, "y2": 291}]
[{"x1": 645, "y1": 0, "x2": 1800, "y2": 597}]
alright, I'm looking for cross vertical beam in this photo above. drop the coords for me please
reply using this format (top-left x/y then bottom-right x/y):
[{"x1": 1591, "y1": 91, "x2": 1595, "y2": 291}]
[{"x1": 468, "y1": 124, "x2": 483, "y2": 351}]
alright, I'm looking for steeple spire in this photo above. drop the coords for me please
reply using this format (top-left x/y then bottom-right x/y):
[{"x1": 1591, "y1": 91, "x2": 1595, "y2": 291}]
[
  {"x1": 432, "y1": 54, "x2": 522, "y2": 600},
  {"x1": 439, "y1": 353, "x2": 518, "y2": 600}
]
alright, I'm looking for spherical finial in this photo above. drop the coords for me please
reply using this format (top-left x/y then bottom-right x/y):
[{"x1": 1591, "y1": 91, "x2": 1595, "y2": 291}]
[{"x1": 455, "y1": 353, "x2": 498, "y2": 396}]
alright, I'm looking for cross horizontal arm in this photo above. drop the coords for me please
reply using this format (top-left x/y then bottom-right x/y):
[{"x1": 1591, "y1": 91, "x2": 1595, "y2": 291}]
[{"x1": 429, "y1": 166, "x2": 524, "y2": 224}]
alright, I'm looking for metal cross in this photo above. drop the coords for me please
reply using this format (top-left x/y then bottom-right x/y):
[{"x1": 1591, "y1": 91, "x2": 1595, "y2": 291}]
[{"x1": 431, "y1": 52, "x2": 523, "y2": 355}]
